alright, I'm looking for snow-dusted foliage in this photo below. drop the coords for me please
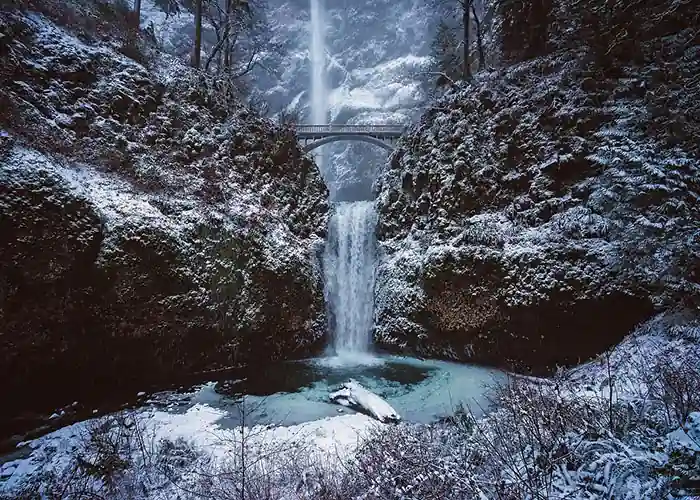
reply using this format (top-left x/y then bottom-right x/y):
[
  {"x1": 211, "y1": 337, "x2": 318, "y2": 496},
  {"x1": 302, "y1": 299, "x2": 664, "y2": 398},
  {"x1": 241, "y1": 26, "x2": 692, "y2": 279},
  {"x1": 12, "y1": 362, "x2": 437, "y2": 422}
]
[
  {"x1": 0, "y1": 1, "x2": 328, "y2": 412},
  {"x1": 0, "y1": 401, "x2": 377, "y2": 499},
  {"x1": 326, "y1": 313, "x2": 700, "y2": 500},
  {"x1": 373, "y1": 0, "x2": 700, "y2": 370}
]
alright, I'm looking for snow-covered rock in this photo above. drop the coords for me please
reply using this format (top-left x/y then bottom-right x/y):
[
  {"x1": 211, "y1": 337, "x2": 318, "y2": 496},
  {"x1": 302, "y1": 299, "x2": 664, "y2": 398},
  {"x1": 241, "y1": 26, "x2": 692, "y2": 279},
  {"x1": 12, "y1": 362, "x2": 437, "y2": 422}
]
[
  {"x1": 260, "y1": 0, "x2": 435, "y2": 199},
  {"x1": 330, "y1": 379, "x2": 401, "y2": 423},
  {"x1": 134, "y1": 0, "x2": 436, "y2": 198},
  {"x1": 373, "y1": 1, "x2": 700, "y2": 371},
  {"x1": 0, "y1": 3, "x2": 328, "y2": 409}
]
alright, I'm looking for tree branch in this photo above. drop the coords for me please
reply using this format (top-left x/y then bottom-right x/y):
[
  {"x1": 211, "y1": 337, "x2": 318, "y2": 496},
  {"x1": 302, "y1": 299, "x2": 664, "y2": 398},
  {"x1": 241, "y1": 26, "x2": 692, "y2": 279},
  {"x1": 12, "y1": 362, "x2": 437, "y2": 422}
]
[{"x1": 417, "y1": 71, "x2": 456, "y2": 86}]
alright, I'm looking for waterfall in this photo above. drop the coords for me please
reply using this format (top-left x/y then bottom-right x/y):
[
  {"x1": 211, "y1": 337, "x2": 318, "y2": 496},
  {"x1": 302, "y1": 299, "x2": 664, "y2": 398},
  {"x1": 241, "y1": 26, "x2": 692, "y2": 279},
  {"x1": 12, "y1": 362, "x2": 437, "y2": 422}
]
[
  {"x1": 310, "y1": 0, "x2": 326, "y2": 125},
  {"x1": 324, "y1": 201, "x2": 377, "y2": 360},
  {"x1": 310, "y1": 0, "x2": 327, "y2": 174},
  {"x1": 312, "y1": 0, "x2": 377, "y2": 364}
]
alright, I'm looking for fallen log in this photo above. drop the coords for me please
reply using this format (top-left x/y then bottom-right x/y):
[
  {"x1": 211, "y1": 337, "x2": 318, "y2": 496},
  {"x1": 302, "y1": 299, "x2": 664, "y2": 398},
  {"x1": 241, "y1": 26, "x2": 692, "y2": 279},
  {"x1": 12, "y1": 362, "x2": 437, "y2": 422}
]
[{"x1": 329, "y1": 379, "x2": 401, "y2": 423}]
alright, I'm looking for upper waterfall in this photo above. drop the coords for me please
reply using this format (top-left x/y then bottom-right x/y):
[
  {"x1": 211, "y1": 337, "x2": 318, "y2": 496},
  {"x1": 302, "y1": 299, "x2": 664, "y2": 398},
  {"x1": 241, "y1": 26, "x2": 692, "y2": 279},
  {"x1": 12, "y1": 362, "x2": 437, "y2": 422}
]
[{"x1": 309, "y1": 0, "x2": 327, "y2": 174}]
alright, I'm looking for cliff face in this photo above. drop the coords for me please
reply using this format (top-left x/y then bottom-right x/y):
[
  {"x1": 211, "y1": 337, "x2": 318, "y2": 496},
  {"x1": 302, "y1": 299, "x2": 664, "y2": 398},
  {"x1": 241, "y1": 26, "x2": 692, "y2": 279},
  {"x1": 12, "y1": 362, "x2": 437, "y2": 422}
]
[
  {"x1": 238, "y1": 0, "x2": 434, "y2": 198},
  {"x1": 0, "y1": 1, "x2": 328, "y2": 403},
  {"x1": 131, "y1": 0, "x2": 435, "y2": 199},
  {"x1": 373, "y1": 0, "x2": 700, "y2": 371}
]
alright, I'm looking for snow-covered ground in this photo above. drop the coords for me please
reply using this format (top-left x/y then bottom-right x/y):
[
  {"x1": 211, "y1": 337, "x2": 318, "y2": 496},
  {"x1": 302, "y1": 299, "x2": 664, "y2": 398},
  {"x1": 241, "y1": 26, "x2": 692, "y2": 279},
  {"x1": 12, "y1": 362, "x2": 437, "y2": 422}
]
[
  {"x1": 0, "y1": 404, "x2": 377, "y2": 499},
  {"x1": 0, "y1": 355, "x2": 499, "y2": 497},
  {"x1": 2, "y1": 313, "x2": 697, "y2": 499}
]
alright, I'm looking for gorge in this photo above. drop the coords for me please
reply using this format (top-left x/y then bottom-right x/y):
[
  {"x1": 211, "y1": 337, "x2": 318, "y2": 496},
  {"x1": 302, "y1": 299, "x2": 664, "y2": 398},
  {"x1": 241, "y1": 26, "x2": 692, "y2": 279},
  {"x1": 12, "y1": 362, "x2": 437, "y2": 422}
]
[{"x1": 1, "y1": 0, "x2": 699, "y2": 498}]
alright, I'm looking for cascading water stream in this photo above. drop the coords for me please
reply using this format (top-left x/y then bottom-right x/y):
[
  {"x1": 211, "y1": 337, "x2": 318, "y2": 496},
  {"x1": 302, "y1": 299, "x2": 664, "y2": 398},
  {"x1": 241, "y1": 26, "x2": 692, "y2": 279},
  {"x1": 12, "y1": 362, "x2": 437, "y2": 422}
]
[
  {"x1": 323, "y1": 201, "x2": 378, "y2": 360},
  {"x1": 309, "y1": 0, "x2": 327, "y2": 174},
  {"x1": 311, "y1": 0, "x2": 377, "y2": 363}
]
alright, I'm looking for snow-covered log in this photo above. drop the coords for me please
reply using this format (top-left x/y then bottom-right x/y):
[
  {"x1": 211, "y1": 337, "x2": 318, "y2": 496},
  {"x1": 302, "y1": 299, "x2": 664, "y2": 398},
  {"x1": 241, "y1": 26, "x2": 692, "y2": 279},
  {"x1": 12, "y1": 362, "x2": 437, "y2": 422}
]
[{"x1": 329, "y1": 379, "x2": 401, "y2": 423}]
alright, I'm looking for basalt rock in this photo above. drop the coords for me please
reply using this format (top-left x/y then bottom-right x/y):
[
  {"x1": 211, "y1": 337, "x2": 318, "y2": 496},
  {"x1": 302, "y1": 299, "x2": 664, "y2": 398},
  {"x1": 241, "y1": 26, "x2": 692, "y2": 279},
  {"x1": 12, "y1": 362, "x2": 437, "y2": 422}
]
[
  {"x1": 373, "y1": 0, "x2": 700, "y2": 373},
  {"x1": 0, "y1": 4, "x2": 328, "y2": 408}
]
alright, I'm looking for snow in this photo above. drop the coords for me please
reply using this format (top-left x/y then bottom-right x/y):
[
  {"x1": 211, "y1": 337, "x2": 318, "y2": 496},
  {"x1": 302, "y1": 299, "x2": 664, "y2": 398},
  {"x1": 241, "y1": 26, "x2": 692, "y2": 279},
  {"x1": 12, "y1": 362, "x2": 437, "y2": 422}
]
[
  {"x1": 0, "y1": 400, "x2": 377, "y2": 494},
  {"x1": 330, "y1": 379, "x2": 401, "y2": 423},
  {"x1": 128, "y1": 403, "x2": 374, "y2": 463}
]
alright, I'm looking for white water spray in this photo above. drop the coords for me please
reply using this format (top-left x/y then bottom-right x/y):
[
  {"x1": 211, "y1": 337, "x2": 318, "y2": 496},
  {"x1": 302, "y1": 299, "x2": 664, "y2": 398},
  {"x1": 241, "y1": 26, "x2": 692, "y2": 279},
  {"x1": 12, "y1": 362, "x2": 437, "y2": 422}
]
[
  {"x1": 324, "y1": 202, "x2": 377, "y2": 360},
  {"x1": 310, "y1": 0, "x2": 327, "y2": 173}
]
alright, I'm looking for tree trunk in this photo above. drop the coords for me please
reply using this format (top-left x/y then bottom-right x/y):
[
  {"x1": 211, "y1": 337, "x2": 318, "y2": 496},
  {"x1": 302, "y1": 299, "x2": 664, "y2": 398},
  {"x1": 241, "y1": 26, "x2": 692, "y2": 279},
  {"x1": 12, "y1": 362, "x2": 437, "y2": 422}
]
[
  {"x1": 193, "y1": 0, "x2": 203, "y2": 68},
  {"x1": 223, "y1": 0, "x2": 232, "y2": 71},
  {"x1": 133, "y1": 0, "x2": 141, "y2": 27},
  {"x1": 471, "y1": 1, "x2": 485, "y2": 70},
  {"x1": 462, "y1": 0, "x2": 471, "y2": 79}
]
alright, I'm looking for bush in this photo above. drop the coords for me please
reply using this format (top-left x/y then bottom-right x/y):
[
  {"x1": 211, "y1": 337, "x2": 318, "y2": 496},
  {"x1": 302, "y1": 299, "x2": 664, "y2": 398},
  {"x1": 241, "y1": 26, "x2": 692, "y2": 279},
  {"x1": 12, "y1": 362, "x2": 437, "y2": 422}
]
[
  {"x1": 498, "y1": 0, "x2": 554, "y2": 62},
  {"x1": 629, "y1": 336, "x2": 700, "y2": 430},
  {"x1": 9, "y1": 0, "x2": 153, "y2": 66},
  {"x1": 321, "y1": 330, "x2": 700, "y2": 500},
  {"x1": 4, "y1": 411, "x2": 158, "y2": 499},
  {"x1": 329, "y1": 423, "x2": 474, "y2": 499}
]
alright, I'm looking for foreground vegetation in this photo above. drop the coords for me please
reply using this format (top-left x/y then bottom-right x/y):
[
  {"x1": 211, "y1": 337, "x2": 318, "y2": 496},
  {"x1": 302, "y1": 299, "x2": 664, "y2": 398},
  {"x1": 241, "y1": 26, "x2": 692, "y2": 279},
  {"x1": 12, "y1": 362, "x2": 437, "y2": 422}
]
[{"x1": 3, "y1": 316, "x2": 698, "y2": 500}]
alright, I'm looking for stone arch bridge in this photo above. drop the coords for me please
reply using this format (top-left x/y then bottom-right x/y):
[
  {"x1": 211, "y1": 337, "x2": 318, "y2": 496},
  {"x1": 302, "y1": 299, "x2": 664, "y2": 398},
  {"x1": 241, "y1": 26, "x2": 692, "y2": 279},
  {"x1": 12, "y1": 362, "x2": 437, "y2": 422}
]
[{"x1": 296, "y1": 125, "x2": 404, "y2": 153}]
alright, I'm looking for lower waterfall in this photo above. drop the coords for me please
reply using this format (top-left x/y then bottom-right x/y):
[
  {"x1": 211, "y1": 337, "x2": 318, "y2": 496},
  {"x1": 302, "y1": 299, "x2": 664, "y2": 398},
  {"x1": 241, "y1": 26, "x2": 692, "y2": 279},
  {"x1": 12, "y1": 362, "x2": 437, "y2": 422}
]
[{"x1": 323, "y1": 201, "x2": 377, "y2": 360}]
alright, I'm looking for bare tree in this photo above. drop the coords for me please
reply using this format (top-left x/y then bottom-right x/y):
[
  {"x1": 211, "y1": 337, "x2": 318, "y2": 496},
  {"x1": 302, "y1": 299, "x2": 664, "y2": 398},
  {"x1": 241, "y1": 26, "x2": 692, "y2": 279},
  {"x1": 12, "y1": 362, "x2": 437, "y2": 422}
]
[
  {"x1": 153, "y1": 0, "x2": 181, "y2": 17},
  {"x1": 204, "y1": 0, "x2": 252, "y2": 72},
  {"x1": 471, "y1": 1, "x2": 485, "y2": 70},
  {"x1": 199, "y1": 0, "x2": 286, "y2": 102},
  {"x1": 460, "y1": 0, "x2": 471, "y2": 79}
]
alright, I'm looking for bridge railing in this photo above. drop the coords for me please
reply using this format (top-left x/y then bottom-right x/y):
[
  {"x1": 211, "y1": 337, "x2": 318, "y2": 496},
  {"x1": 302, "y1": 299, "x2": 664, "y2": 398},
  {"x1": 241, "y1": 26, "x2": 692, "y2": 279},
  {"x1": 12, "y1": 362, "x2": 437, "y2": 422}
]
[{"x1": 296, "y1": 124, "x2": 405, "y2": 135}]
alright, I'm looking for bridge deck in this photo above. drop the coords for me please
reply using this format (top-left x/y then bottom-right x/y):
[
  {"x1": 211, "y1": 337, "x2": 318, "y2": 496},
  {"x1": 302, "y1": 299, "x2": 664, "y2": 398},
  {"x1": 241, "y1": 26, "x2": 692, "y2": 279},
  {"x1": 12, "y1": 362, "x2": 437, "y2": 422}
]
[{"x1": 296, "y1": 124, "x2": 404, "y2": 139}]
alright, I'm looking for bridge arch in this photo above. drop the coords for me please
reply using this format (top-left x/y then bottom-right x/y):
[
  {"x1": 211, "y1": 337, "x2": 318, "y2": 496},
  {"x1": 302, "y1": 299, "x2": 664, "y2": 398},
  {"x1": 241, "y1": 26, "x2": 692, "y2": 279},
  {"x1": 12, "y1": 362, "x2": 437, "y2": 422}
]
[
  {"x1": 297, "y1": 124, "x2": 403, "y2": 155},
  {"x1": 302, "y1": 134, "x2": 395, "y2": 153}
]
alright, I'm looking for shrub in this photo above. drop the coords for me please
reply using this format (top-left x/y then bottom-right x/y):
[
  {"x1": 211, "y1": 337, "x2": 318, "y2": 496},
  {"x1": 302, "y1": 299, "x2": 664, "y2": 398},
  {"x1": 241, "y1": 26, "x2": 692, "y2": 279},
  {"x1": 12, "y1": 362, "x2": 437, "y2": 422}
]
[
  {"x1": 629, "y1": 336, "x2": 700, "y2": 430},
  {"x1": 117, "y1": 26, "x2": 154, "y2": 68},
  {"x1": 321, "y1": 332, "x2": 700, "y2": 500},
  {"x1": 4, "y1": 411, "x2": 159, "y2": 498},
  {"x1": 328, "y1": 423, "x2": 474, "y2": 500}
]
